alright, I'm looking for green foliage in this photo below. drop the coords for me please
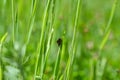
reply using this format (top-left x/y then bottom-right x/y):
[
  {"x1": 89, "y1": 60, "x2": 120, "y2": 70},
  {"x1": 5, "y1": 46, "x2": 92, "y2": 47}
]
[{"x1": 0, "y1": 0, "x2": 120, "y2": 80}]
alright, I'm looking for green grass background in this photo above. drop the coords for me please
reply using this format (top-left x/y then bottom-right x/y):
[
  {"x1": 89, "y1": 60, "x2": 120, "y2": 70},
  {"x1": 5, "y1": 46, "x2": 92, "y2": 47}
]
[{"x1": 0, "y1": 0, "x2": 120, "y2": 80}]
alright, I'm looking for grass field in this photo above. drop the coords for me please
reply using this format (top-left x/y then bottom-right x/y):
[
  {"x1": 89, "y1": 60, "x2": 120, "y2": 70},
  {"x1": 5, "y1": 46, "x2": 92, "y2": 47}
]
[{"x1": 0, "y1": 0, "x2": 120, "y2": 80}]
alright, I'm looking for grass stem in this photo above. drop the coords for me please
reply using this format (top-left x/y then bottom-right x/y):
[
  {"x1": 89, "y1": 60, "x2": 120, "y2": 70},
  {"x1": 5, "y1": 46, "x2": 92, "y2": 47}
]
[
  {"x1": 65, "y1": 0, "x2": 81, "y2": 79},
  {"x1": 34, "y1": 0, "x2": 51, "y2": 79}
]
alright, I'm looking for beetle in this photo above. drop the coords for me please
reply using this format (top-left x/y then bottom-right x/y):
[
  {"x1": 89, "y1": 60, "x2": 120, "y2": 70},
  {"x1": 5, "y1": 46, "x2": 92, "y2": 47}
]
[{"x1": 57, "y1": 38, "x2": 62, "y2": 46}]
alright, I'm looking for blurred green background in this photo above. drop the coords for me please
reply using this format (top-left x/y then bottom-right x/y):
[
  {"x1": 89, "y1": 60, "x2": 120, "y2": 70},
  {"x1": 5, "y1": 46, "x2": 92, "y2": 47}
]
[{"x1": 0, "y1": 0, "x2": 120, "y2": 80}]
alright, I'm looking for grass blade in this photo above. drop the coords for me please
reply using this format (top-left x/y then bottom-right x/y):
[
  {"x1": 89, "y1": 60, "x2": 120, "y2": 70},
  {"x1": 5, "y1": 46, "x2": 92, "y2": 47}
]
[
  {"x1": 11, "y1": 0, "x2": 15, "y2": 44},
  {"x1": 100, "y1": 0, "x2": 117, "y2": 50},
  {"x1": 105, "y1": 0, "x2": 118, "y2": 33},
  {"x1": 53, "y1": 45, "x2": 62, "y2": 80},
  {"x1": 26, "y1": 0, "x2": 38, "y2": 45},
  {"x1": 34, "y1": 0, "x2": 51, "y2": 79},
  {"x1": 0, "y1": 33, "x2": 8, "y2": 80},
  {"x1": 21, "y1": 0, "x2": 38, "y2": 63},
  {"x1": 100, "y1": 29, "x2": 111, "y2": 50},
  {"x1": 64, "y1": 0, "x2": 81, "y2": 79},
  {"x1": 40, "y1": 0, "x2": 55, "y2": 78},
  {"x1": 96, "y1": 0, "x2": 118, "y2": 80},
  {"x1": 96, "y1": 58, "x2": 107, "y2": 80}
]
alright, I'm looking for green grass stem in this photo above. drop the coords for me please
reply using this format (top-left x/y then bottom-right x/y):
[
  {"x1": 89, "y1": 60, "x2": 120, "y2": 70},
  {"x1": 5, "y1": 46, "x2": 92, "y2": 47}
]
[
  {"x1": 34, "y1": 0, "x2": 51, "y2": 79},
  {"x1": 100, "y1": 0, "x2": 117, "y2": 51},
  {"x1": 65, "y1": 0, "x2": 81, "y2": 79},
  {"x1": 0, "y1": 33, "x2": 8, "y2": 80}
]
